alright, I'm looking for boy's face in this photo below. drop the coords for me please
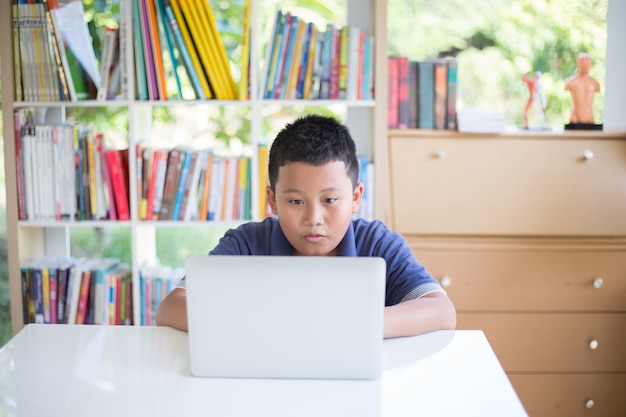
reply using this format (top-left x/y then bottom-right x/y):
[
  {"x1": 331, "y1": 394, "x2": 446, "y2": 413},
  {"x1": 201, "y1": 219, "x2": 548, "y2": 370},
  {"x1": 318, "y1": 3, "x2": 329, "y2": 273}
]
[{"x1": 267, "y1": 160, "x2": 363, "y2": 256}]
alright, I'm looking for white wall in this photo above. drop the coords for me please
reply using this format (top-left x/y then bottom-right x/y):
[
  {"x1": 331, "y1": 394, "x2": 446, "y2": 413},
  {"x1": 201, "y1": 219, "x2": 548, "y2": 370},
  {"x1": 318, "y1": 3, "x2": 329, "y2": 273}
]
[{"x1": 603, "y1": 0, "x2": 626, "y2": 132}]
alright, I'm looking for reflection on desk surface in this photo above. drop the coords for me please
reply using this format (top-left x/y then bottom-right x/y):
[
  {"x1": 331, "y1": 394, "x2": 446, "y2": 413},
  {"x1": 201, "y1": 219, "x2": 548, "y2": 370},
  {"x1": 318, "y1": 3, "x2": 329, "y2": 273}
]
[{"x1": 0, "y1": 325, "x2": 526, "y2": 417}]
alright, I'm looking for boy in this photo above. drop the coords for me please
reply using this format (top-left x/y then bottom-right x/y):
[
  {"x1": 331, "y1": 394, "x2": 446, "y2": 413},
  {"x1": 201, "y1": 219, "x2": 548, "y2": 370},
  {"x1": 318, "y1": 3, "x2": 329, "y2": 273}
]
[{"x1": 156, "y1": 115, "x2": 456, "y2": 338}]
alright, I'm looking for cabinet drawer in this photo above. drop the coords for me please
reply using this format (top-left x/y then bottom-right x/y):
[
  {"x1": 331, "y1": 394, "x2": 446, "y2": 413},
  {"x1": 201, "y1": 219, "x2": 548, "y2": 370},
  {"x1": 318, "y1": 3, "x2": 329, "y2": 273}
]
[
  {"x1": 509, "y1": 373, "x2": 626, "y2": 417},
  {"x1": 457, "y1": 313, "x2": 626, "y2": 372},
  {"x1": 410, "y1": 246, "x2": 626, "y2": 311},
  {"x1": 389, "y1": 136, "x2": 626, "y2": 236}
]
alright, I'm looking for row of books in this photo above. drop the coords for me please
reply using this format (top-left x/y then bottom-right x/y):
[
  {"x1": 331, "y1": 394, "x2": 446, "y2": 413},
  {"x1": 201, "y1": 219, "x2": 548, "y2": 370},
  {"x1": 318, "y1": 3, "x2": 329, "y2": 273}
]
[
  {"x1": 260, "y1": 10, "x2": 375, "y2": 101},
  {"x1": 388, "y1": 56, "x2": 458, "y2": 130},
  {"x1": 12, "y1": 0, "x2": 124, "y2": 102},
  {"x1": 21, "y1": 257, "x2": 132, "y2": 326},
  {"x1": 136, "y1": 146, "x2": 254, "y2": 222},
  {"x1": 14, "y1": 109, "x2": 131, "y2": 221},
  {"x1": 139, "y1": 262, "x2": 184, "y2": 325},
  {"x1": 133, "y1": 0, "x2": 240, "y2": 100}
]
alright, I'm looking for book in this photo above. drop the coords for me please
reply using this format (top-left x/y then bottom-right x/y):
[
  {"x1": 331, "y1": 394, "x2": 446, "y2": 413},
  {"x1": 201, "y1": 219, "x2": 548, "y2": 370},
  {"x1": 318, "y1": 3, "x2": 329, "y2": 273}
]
[
  {"x1": 147, "y1": 0, "x2": 169, "y2": 99},
  {"x1": 132, "y1": 0, "x2": 148, "y2": 100},
  {"x1": 446, "y1": 59, "x2": 458, "y2": 130},
  {"x1": 43, "y1": 0, "x2": 70, "y2": 100},
  {"x1": 238, "y1": 0, "x2": 251, "y2": 100},
  {"x1": 433, "y1": 59, "x2": 448, "y2": 130},
  {"x1": 105, "y1": 148, "x2": 130, "y2": 221},
  {"x1": 48, "y1": 0, "x2": 101, "y2": 100},
  {"x1": 197, "y1": 151, "x2": 213, "y2": 220},
  {"x1": 171, "y1": 149, "x2": 195, "y2": 220},
  {"x1": 397, "y1": 56, "x2": 410, "y2": 129},
  {"x1": 96, "y1": 27, "x2": 118, "y2": 101},
  {"x1": 257, "y1": 143, "x2": 269, "y2": 219},
  {"x1": 408, "y1": 60, "x2": 420, "y2": 128},
  {"x1": 12, "y1": 0, "x2": 23, "y2": 101},
  {"x1": 158, "y1": 148, "x2": 183, "y2": 220},
  {"x1": 387, "y1": 56, "x2": 399, "y2": 128},
  {"x1": 418, "y1": 60, "x2": 435, "y2": 129},
  {"x1": 151, "y1": 148, "x2": 169, "y2": 219},
  {"x1": 167, "y1": 0, "x2": 212, "y2": 99},
  {"x1": 138, "y1": 0, "x2": 159, "y2": 99}
]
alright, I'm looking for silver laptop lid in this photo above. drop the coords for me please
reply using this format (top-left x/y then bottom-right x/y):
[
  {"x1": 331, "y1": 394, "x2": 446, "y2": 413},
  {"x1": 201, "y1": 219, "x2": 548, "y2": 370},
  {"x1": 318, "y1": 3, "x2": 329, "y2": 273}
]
[{"x1": 185, "y1": 255, "x2": 385, "y2": 380}]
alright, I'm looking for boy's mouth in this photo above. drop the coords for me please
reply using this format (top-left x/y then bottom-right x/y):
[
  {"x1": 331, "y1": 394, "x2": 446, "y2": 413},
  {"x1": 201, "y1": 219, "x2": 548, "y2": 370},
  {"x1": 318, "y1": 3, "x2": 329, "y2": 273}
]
[{"x1": 304, "y1": 233, "x2": 324, "y2": 243}]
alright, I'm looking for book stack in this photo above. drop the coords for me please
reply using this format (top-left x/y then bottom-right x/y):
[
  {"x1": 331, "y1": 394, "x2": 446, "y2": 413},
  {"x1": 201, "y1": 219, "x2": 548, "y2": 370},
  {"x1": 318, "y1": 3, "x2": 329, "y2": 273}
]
[
  {"x1": 138, "y1": 262, "x2": 185, "y2": 325},
  {"x1": 20, "y1": 257, "x2": 132, "y2": 325},
  {"x1": 14, "y1": 108, "x2": 131, "y2": 221},
  {"x1": 136, "y1": 145, "x2": 254, "y2": 222},
  {"x1": 388, "y1": 56, "x2": 458, "y2": 130},
  {"x1": 134, "y1": 0, "x2": 240, "y2": 100},
  {"x1": 12, "y1": 0, "x2": 127, "y2": 102},
  {"x1": 260, "y1": 9, "x2": 375, "y2": 100}
]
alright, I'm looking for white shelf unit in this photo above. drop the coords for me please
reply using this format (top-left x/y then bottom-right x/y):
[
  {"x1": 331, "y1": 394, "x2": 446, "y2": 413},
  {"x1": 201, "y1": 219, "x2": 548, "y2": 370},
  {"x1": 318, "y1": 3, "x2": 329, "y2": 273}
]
[{"x1": 1, "y1": 0, "x2": 388, "y2": 334}]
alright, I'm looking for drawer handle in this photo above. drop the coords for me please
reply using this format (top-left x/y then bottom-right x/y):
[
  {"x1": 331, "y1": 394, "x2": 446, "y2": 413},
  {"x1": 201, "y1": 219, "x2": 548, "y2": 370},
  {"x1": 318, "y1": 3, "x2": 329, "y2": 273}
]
[
  {"x1": 588, "y1": 339, "x2": 599, "y2": 350},
  {"x1": 434, "y1": 149, "x2": 447, "y2": 159},
  {"x1": 593, "y1": 277, "x2": 604, "y2": 289},
  {"x1": 440, "y1": 276, "x2": 452, "y2": 288},
  {"x1": 583, "y1": 149, "x2": 594, "y2": 160},
  {"x1": 585, "y1": 399, "x2": 595, "y2": 409}
]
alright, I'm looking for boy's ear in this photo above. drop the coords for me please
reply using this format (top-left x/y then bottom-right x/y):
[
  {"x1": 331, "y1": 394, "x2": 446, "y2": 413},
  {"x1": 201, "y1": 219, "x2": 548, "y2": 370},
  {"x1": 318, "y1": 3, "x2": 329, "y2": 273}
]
[
  {"x1": 267, "y1": 186, "x2": 278, "y2": 215},
  {"x1": 352, "y1": 182, "x2": 364, "y2": 213}
]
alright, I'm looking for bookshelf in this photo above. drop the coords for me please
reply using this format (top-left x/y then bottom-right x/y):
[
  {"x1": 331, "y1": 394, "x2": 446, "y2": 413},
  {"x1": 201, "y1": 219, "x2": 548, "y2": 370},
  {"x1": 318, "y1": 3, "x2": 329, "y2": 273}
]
[{"x1": 1, "y1": 0, "x2": 388, "y2": 334}]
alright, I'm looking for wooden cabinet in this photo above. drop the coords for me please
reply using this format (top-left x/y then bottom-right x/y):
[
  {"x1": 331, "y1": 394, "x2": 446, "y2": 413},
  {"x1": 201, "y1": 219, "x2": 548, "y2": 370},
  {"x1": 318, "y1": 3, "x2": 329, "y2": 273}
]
[{"x1": 389, "y1": 130, "x2": 626, "y2": 417}]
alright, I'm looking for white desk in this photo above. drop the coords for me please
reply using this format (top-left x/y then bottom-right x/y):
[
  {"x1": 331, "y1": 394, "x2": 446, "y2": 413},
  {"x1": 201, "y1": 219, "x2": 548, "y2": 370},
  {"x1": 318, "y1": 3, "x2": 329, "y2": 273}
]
[{"x1": 0, "y1": 325, "x2": 527, "y2": 417}]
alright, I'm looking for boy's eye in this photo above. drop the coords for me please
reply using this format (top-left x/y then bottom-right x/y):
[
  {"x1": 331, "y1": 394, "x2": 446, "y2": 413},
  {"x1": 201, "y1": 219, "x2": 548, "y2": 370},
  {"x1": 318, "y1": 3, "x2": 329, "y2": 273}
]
[
  {"x1": 289, "y1": 199, "x2": 304, "y2": 205},
  {"x1": 323, "y1": 198, "x2": 337, "y2": 204}
]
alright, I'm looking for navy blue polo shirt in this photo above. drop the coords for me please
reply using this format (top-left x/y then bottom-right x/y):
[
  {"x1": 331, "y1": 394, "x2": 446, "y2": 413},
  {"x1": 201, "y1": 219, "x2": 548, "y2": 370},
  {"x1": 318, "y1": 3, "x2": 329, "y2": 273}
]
[{"x1": 178, "y1": 217, "x2": 443, "y2": 306}]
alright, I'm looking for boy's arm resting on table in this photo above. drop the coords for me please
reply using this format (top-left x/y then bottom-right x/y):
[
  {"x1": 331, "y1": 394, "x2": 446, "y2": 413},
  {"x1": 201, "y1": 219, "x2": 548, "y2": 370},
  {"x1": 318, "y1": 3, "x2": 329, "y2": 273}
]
[
  {"x1": 156, "y1": 286, "x2": 456, "y2": 338},
  {"x1": 384, "y1": 291, "x2": 456, "y2": 339},
  {"x1": 156, "y1": 288, "x2": 189, "y2": 331}
]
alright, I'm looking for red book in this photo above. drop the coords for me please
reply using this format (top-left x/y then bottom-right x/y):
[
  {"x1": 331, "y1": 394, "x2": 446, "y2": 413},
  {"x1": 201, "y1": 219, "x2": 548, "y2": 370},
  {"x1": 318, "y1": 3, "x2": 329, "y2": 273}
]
[
  {"x1": 387, "y1": 56, "x2": 399, "y2": 128},
  {"x1": 75, "y1": 271, "x2": 92, "y2": 325},
  {"x1": 105, "y1": 149, "x2": 130, "y2": 220},
  {"x1": 13, "y1": 110, "x2": 27, "y2": 220},
  {"x1": 397, "y1": 56, "x2": 410, "y2": 129}
]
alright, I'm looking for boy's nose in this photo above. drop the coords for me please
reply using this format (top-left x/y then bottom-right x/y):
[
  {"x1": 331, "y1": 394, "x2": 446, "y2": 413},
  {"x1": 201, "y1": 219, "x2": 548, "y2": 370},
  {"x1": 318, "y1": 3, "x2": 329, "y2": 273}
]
[{"x1": 303, "y1": 204, "x2": 323, "y2": 226}]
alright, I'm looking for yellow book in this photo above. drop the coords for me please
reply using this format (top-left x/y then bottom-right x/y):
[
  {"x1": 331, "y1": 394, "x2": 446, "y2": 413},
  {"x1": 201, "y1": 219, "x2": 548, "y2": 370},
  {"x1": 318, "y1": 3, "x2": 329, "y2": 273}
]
[
  {"x1": 238, "y1": 0, "x2": 251, "y2": 100},
  {"x1": 302, "y1": 26, "x2": 318, "y2": 100},
  {"x1": 198, "y1": 152, "x2": 213, "y2": 220},
  {"x1": 285, "y1": 18, "x2": 305, "y2": 99},
  {"x1": 42, "y1": 266, "x2": 50, "y2": 323},
  {"x1": 179, "y1": 0, "x2": 224, "y2": 98},
  {"x1": 257, "y1": 143, "x2": 269, "y2": 219},
  {"x1": 169, "y1": 0, "x2": 213, "y2": 99},
  {"x1": 196, "y1": 0, "x2": 238, "y2": 99}
]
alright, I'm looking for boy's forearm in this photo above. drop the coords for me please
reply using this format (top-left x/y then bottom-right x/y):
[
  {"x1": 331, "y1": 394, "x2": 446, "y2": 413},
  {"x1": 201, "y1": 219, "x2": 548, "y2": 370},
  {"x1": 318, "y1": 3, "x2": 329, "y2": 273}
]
[
  {"x1": 383, "y1": 292, "x2": 456, "y2": 339},
  {"x1": 155, "y1": 288, "x2": 189, "y2": 332}
]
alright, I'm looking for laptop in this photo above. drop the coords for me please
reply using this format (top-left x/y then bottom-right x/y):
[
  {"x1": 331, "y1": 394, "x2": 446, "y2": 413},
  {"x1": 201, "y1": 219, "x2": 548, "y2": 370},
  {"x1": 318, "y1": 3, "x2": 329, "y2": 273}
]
[{"x1": 185, "y1": 255, "x2": 386, "y2": 380}]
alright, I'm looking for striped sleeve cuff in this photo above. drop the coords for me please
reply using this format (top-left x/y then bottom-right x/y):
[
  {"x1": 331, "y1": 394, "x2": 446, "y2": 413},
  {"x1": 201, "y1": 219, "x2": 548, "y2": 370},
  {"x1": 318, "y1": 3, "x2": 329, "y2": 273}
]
[{"x1": 400, "y1": 282, "x2": 446, "y2": 303}]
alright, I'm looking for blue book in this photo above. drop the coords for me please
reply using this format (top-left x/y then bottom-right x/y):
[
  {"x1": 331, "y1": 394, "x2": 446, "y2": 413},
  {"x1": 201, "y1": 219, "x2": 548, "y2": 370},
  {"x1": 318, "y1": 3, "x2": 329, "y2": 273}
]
[
  {"x1": 155, "y1": 0, "x2": 183, "y2": 99},
  {"x1": 270, "y1": 13, "x2": 293, "y2": 98},
  {"x1": 296, "y1": 22, "x2": 313, "y2": 99},
  {"x1": 277, "y1": 15, "x2": 299, "y2": 99},
  {"x1": 171, "y1": 150, "x2": 192, "y2": 220},
  {"x1": 320, "y1": 25, "x2": 334, "y2": 100},
  {"x1": 418, "y1": 60, "x2": 435, "y2": 129}
]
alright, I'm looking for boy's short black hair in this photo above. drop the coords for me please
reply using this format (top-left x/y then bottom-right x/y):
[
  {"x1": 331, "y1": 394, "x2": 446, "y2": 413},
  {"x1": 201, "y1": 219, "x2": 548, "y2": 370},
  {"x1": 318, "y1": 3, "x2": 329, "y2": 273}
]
[{"x1": 268, "y1": 115, "x2": 360, "y2": 190}]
